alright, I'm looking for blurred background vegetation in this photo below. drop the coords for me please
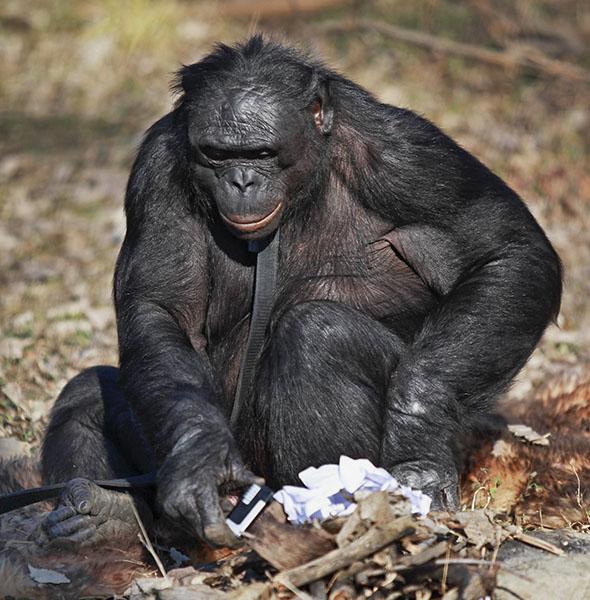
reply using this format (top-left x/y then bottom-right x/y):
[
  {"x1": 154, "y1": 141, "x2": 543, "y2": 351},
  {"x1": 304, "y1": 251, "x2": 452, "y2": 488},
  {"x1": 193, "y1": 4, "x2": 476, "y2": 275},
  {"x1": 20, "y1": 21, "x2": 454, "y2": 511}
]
[{"x1": 0, "y1": 0, "x2": 588, "y2": 451}]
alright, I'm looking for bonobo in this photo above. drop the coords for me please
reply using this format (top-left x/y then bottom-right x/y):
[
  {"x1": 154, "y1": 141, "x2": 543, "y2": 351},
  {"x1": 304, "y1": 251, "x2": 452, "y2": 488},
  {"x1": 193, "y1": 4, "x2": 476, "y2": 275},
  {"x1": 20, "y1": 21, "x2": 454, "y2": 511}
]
[{"x1": 41, "y1": 36, "x2": 561, "y2": 548}]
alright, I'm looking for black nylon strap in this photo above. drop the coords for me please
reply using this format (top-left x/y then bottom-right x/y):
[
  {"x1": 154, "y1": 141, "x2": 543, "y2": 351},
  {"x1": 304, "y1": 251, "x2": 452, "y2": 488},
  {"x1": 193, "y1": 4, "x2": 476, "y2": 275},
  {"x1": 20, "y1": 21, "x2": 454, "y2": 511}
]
[
  {"x1": 0, "y1": 471, "x2": 156, "y2": 515},
  {"x1": 0, "y1": 231, "x2": 280, "y2": 515},
  {"x1": 231, "y1": 229, "x2": 280, "y2": 428}
]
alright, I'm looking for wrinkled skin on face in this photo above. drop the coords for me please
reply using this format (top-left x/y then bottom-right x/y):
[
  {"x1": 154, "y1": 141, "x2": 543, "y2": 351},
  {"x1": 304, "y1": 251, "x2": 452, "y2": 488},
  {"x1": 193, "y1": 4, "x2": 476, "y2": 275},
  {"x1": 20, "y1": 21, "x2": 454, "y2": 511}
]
[{"x1": 187, "y1": 81, "x2": 332, "y2": 239}]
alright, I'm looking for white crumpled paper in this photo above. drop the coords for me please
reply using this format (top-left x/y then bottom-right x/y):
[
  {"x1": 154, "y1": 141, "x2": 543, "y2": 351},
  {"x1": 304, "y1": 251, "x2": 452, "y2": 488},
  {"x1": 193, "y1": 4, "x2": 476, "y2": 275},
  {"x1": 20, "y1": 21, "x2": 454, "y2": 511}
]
[{"x1": 274, "y1": 455, "x2": 431, "y2": 524}]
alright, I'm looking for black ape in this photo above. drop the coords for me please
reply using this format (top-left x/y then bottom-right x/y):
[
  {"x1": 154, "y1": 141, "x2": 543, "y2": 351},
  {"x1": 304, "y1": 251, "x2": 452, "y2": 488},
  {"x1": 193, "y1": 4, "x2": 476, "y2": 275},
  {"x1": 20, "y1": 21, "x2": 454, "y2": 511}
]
[{"x1": 41, "y1": 36, "x2": 561, "y2": 548}]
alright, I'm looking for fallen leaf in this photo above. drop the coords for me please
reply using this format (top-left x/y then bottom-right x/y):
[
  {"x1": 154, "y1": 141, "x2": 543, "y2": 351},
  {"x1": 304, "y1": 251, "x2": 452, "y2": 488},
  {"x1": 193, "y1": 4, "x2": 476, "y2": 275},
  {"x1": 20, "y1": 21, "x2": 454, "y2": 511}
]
[
  {"x1": 491, "y1": 439, "x2": 515, "y2": 458},
  {"x1": 452, "y1": 510, "x2": 506, "y2": 550},
  {"x1": 508, "y1": 424, "x2": 550, "y2": 446},
  {"x1": 28, "y1": 564, "x2": 71, "y2": 584},
  {"x1": 2, "y1": 382, "x2": 23, "y2": 407},
  {"x1": 0, "y1": 338, "x2": 29, "y2": 360}
]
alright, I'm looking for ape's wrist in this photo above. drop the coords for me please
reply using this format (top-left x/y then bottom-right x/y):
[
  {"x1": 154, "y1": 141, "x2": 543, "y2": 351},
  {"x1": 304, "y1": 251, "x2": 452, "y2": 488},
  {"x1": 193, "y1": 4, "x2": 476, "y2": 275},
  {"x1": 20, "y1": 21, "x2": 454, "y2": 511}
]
[
  {"x1": 159, "y1": 418, "x2": 239, "y2": 477},
  {"x1": 151, "y1": 401, "x2": 231, "y2": 457}
]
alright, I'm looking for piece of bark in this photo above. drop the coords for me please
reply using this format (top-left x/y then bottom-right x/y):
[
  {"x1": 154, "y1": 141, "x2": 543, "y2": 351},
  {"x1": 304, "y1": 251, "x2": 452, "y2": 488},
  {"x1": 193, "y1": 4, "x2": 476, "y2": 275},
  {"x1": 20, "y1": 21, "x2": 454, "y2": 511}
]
[{"x1": 247, "y1": 502, "x2": 335, "y2": 570}]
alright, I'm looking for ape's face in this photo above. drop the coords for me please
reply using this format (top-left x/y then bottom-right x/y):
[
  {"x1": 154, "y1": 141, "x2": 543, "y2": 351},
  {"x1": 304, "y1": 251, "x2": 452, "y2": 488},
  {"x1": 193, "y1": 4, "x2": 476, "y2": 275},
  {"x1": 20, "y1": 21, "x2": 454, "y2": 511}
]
[{"x1": 188, "y1": 83, "x2": 331, "y2": 240}]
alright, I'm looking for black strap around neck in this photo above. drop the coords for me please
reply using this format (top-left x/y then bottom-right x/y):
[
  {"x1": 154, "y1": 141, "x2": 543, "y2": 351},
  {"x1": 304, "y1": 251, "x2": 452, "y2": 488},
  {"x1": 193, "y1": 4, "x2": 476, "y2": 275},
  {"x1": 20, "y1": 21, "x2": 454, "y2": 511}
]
[{"x1": 230, "y1": 229, "x2": 280, "y2": 428}]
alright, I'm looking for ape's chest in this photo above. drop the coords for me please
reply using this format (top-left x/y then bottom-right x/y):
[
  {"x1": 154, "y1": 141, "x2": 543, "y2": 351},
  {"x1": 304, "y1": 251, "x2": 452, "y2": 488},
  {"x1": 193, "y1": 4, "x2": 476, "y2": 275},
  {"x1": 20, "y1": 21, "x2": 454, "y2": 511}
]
[
  {"x1": 276, "y1": 237, "x2": 436, "y2": 324},
  {"x1": 206, "y1": 236, "x2": 436, "y2": 405},
  {"x1": 207, "y1": 236, "x2": 436, "y2": 349}
]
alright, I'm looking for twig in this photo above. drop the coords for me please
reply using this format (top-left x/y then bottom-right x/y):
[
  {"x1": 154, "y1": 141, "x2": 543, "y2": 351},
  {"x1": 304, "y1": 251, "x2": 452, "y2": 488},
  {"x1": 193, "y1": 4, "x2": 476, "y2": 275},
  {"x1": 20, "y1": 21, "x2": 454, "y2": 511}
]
[
  {"x1": 130, "y1": 502, "x2": 168, "y2": 579},
  {"x1": 441, "y1": 544, "x2": 450, "y2": 595},
  {"x1": 471, "y1": 485, "x2": 491, "y2": 511},
  {"x1": 569, "y1": 460, "x2": 585, "y2": 511},
  {"x1": 278, "y1": 577, "x2": 315, "y2": 600},
  {"x1": 313, "y1": 19, "x2": 590, "y2": 82},
  {"x1": 394, "y1": 540, "x2": 450, "y2": 570},
  {"x1": 510, "y1": 531, "x2": 564, "y2": 556},
  {"x1": 275, "y1": 515, "x2": 415, "y2": 588},
  {"x1": 494, "y1": 586, "x2": 528, "y2": 600},
  {"x1": 220, "y1": 0, "x2": 349, "y2": 19}
]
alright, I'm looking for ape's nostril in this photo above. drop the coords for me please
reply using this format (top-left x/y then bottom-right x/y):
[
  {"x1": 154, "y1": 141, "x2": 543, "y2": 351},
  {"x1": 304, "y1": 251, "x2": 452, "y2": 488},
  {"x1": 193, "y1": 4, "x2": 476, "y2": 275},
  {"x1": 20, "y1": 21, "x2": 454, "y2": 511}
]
[
  {"x1": 232, "y1": 179, "x2": 254, "y2": 191},
  {"x1": 227, "y1": 167, "x2": 258, "y2": 192}
]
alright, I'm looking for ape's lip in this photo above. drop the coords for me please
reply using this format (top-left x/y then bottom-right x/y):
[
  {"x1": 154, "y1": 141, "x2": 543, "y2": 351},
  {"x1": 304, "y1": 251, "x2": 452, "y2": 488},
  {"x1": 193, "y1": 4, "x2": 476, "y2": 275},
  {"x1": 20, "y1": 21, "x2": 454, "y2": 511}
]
[{"x1": 220, "y1": 202, "x2": 283, "y2": 233}]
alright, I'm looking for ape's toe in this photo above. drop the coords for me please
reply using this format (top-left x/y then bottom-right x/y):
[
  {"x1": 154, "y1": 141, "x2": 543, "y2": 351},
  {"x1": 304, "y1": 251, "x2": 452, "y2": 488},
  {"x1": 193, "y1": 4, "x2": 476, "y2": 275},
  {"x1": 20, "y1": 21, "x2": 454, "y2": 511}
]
[{"x1": 390, "y1": 460, "x2": 459, "y2": 512}]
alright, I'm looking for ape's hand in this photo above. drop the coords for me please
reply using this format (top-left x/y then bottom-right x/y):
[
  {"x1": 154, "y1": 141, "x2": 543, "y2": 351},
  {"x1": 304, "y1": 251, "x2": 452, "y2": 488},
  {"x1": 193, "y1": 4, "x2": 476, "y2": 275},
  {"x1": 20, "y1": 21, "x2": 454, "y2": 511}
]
[{"x1": 157, "y1": 428, "x2": 262, "y2": 547}]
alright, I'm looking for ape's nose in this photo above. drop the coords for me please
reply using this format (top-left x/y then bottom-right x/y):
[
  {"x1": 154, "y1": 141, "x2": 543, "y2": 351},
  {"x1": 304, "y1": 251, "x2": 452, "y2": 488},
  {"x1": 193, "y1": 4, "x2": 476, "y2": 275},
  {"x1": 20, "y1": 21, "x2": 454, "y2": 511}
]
[{"x1": 227, "y1": 168, "x2": 259, "y2": 193}]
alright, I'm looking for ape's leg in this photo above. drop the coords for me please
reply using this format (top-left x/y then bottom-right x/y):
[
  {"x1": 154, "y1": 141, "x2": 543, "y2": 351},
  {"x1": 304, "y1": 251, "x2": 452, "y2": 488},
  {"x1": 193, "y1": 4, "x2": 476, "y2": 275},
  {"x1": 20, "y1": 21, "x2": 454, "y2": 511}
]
[
  {"x1": 238, "y1": 300, "x2": 459, "y2": 509},
  {"x1": 237, "y1": 300, "x2": 406, "y2": 488},
  {"x1": 40, "y1": 366, "x2": 155, "y2": 546}
]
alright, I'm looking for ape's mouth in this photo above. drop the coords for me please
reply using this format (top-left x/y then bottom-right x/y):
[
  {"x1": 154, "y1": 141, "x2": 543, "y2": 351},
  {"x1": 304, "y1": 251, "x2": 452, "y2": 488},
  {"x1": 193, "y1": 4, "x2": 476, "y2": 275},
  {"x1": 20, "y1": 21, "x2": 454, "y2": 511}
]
[{"x1": 220, "y1": 202, "x2": 283, "y2": 233}]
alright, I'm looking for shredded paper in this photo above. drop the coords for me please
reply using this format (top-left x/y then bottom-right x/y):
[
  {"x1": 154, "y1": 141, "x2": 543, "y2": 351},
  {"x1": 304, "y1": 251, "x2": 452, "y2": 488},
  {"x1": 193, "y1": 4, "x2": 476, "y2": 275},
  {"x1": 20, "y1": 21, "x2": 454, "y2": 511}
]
[{"x1": 274, "y1": 455, "x2": 431, "y2": 524}]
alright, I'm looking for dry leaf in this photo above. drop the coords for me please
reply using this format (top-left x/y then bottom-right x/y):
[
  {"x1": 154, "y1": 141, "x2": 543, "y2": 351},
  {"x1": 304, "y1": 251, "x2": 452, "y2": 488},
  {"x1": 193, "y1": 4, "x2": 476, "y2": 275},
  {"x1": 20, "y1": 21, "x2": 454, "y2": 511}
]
[
  {"x1": 452, "y1": 511, "x2": 506, "y2": 550},
  {"x1": 508, "y1": 424, "x2": 551, "y2": 446},
  {"x1": 28, "y1": 564, "x2": 71, "y2": 584},
  {"x1": 491, "y1": 439, "x2": 515, "y2": 457}
]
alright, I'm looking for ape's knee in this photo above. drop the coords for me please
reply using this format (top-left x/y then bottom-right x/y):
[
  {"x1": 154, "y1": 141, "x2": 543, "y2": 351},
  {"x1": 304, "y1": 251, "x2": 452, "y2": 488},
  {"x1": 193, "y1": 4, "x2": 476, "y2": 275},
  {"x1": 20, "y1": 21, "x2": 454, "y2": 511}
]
[
  {"x1": 48, "y1": 366, "x2": 119, "y2": 425},
  {"x1": 272, "y1": 300, "x2": 361, "y2": 351},
  {"x1": 271, "y1": 300, "x2": 406, "y2": 362},
  {"x1": 43, "y1": 366, "x2": 121, "y2": 471}
]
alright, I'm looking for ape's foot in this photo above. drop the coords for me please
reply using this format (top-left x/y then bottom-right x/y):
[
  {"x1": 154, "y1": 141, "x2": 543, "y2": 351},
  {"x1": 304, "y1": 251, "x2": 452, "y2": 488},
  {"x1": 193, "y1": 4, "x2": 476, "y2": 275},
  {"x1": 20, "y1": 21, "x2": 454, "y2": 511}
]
[
  {"x1": 39, "y1": 477, "x2": 151, "y2": 547},
  {"x1": 390, "y1": 460, "x2": 459, "y2": 512}
]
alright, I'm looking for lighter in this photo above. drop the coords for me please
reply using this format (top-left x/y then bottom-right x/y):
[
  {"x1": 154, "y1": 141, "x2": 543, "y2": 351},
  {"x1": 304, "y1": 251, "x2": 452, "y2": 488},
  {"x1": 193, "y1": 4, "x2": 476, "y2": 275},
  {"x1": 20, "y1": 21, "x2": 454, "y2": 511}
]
[{"x1": 226, "y1": 483, "x2": 274, "y2": 536}]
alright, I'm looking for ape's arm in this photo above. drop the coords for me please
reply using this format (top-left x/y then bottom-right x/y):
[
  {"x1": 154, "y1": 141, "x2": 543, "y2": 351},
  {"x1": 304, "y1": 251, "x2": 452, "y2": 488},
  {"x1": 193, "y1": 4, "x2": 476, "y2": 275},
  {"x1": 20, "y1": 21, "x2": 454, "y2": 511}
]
[
  {"x1": 372, "y1": 109, "x2": 562, "y2": 503},
  {"x1": 115, "y1": 115, "x2": 213, "y2": 455},
  {"x1": 114, "y1": 114, "x2": 256, "y2": 545}
]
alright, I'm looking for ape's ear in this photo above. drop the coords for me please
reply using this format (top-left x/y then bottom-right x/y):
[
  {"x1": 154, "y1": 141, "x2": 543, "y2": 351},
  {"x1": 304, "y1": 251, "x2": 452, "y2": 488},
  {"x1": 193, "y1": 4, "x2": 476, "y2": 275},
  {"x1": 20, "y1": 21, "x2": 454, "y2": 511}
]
[{"x1": 312, "y1": 80, "x2": 333, "y2": 135}]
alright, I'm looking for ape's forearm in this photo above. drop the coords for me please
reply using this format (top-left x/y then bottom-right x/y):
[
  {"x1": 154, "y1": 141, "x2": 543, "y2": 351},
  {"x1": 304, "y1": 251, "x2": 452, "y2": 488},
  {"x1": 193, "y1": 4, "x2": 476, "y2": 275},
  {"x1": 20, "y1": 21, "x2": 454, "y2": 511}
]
[
  {"x1": 407, "y1": 248, "x2": 560, "y2": 412},
  {"x1": 382, "y1": 243, "x2": 561, "y2": 469},
  {"x1": 117, "y1": 301, "x2": 226, "y2": 462}
]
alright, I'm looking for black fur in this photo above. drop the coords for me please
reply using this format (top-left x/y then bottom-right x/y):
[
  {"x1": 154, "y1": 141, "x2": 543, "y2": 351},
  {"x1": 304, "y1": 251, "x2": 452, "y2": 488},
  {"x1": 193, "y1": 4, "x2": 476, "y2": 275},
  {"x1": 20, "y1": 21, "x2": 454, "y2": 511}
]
[{"x1": 42, "y1": 36, "x2": 561, "y2": 546}]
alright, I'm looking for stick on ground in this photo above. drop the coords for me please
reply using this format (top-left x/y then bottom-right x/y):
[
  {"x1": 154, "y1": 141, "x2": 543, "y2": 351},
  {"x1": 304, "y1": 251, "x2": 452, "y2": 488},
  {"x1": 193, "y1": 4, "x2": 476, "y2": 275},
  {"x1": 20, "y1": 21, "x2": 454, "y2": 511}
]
[{"x1": 275, "y1": 515, "x2": 415, "y2": 588}]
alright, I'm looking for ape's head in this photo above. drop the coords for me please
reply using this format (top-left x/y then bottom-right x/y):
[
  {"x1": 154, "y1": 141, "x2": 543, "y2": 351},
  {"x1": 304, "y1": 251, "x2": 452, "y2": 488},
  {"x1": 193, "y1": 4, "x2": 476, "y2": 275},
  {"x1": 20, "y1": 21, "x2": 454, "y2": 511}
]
[{"x1": 177, "y1": 36, "x2": 333, "y2": 240}]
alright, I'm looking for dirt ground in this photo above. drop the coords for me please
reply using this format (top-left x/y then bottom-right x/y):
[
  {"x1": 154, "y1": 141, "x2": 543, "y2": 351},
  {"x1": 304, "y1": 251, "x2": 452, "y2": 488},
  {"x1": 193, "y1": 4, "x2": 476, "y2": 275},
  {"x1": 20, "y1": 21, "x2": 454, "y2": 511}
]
[{"x1": 0, "y1": 0, "x2": 589, "y2": 596}]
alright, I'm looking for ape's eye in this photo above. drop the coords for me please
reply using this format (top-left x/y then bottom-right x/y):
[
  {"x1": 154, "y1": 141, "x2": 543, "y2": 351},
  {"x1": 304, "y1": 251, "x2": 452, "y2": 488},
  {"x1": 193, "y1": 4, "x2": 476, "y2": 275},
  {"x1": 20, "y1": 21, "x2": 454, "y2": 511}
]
[
  {"x1": 199, "y1": 145, "x2": 229, "y2": 161},
  {"x1": 255, "y1": 148, "x2": 275, "y2": 159},
  {"x1": 199, "y1": 145, "x2": 277, "y2": 162}
]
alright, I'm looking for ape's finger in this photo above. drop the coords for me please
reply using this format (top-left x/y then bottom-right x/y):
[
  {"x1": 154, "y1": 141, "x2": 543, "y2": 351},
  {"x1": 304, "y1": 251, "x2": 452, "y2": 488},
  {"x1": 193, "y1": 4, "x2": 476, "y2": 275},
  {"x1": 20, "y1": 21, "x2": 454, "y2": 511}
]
[
  {"x1": 441, "y1": 482, "x2": 460, "y2": 511},
  {"x1": 203, "y1": 521, "x2": 243, "y2": 549},
  {"x1": 232, "y1": 467, "x2": 265, "y2": 488},
  {"x1": 65, "y1": 525, "x2": 98, "y2": 544},
  {"x1": 196, "y1": 485, "x2": 240, "y2": 548},
  {"x1": 45, "y1": 505, "x2": 77, "y2": 527},
  {"x1": 219, "y1": 496, "x2": 236, "y2": 514},
  {"x1": 47, "y1": 515, "x2": 93, "y2": 539},
  {"x1": 67, "y1": 478, "x2": 94, "y2": 514},
  {"x1": 176, "y1": 495, "x2": 205, "y2": 541}
]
